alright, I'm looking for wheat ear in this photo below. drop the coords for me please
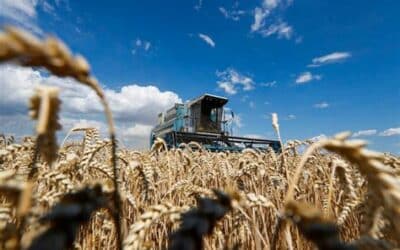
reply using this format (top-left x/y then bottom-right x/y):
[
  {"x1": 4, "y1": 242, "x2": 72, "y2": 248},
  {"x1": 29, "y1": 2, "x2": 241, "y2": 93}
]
[
  {"x1": 28, "y1": 85, "x2": 61, "y2": 166},
  {"x1": 0, "y1": 26, "x2": 122, "y2": 249}
]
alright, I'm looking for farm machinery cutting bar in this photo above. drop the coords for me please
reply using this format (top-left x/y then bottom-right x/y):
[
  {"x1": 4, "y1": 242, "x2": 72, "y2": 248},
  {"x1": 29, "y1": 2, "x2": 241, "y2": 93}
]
[{"x1": 150, "y1": 93, "x2": 281, "y2": 152}]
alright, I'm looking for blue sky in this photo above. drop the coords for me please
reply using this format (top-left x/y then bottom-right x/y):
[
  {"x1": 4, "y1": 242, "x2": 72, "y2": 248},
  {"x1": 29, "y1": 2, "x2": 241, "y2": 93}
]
[{"x1": 0, "y1": 0, "x2": 399, "y2": 152}]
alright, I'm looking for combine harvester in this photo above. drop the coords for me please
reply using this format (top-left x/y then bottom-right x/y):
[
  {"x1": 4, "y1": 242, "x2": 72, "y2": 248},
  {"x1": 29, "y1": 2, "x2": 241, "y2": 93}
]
[{"x1": 150, "y1": 94, "x2": 281, "y2": 152}]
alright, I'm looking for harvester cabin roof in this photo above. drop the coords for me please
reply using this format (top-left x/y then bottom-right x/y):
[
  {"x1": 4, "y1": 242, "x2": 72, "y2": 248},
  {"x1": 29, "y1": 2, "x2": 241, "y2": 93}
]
[{"x1": 188, "y1": 93, "x2": 228, "y2": 108}]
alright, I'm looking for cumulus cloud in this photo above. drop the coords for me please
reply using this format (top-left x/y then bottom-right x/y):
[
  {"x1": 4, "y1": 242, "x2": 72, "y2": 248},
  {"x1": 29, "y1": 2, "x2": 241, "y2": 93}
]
[
  {"x1": 216, "y1": 68, "x2": 254, "y2": 95},
  {"x1": 250, "y1": 0, "x2": 296, "y2": 40},
  {"x1": 106, "y1": 85, "x2": 181, "y2": 124},
  {"x1": 0, "y1": 0, "x2": 37, "y2": 20},
  {"x1": 61, "y1": 117, "x2": 153, "y2": 149},
  {"x1": 198, "y1": 33, "x2": 215, "y2": 47},
  {"x1": 308, "y1": 52, "x2": 351, "y2": 67},
  {"x1": 295, "y1": 71, "x2": 322, "y2": 84},
  {"x1": 219, "y1": 7, "x2": 245, "y2": 21},
  {"x1": 379, "y1": 127, "x2": 400, "y2": 137},
  {"x1": 0, "y1": 114, "x2": 34, "y2": 139},
  {"x1": 119, "y1": 123, "x2": 154, "y2": 148},
  {"x1": 352, "y1": 129, "x2": 377, "y2": 137},
  {"x1": 0, "y1": 0, "x2": 60, "y2": 34},
  {"x1": 218, "y1": 82, "x2": 236, "y2": 95},
  {"x1": 313, "y1": 102, "x2": 329, "y2": 109},
  {"x1": 122, "y1": 124, "x2": 153, "y2": 138},
  {"x1": 0, "y1": 64, "x2": 181, "y2": 148}
]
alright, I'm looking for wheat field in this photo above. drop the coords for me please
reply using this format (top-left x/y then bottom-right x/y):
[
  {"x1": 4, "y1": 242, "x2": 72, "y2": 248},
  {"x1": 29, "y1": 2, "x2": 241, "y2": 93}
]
[{"x1": 0, "y1": 27, "x2": 399, "y2": 250}]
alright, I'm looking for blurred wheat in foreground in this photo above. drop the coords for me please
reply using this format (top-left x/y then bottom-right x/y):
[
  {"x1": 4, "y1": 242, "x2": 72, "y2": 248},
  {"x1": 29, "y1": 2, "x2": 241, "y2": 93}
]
[{"x1": 0, "y1": 27, "x2": 399, "y2": 250}]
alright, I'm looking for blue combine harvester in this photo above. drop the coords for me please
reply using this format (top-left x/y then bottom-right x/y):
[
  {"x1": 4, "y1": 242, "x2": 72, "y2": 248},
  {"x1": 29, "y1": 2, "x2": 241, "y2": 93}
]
[{"x1": 150, "y1": 93, "x2": 281, "y2": 152}]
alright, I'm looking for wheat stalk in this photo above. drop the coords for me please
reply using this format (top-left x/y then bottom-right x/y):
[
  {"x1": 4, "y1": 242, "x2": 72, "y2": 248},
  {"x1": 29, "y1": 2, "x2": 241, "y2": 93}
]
[
  {"x1": 123, "y1": 203, "x2": 189, "y2": 250},
  {"x1": 0, "y1": 29, "x2": 399, "y2": 248},
  {"x1": 28, "y1": 85, "x2": 61, "y2": 166},
  {"x1": 0, "y1": 26, "x2": 123, "y2": 249}
]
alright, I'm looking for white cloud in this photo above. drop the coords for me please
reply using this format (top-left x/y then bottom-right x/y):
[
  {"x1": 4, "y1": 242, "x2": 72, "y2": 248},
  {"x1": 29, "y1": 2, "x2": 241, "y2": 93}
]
[
  {"x1": 313, "y1": 102, "x2": 329, "y2": 109},
  {"x1": 295, "y1": 71, "x2": 322, "y2": 84},
  {"x1": 62, "y1": 118, "x2": 154, "y2": 149},
  {"x1": 0, "y1": 0, "x2": 37, "y2": 21},
  {"x1": 309, "y1": 134, "x2": 327, "y2": 142},
  {"x1": 263, "y1": 0, "x2": 281, "y2": 9},
  {"x1": 120, "y1": 124, "x2": 154, "y2": 149},
  {"x1": 216, "y1": 68, "x2": 254, "y2": 95},
  {"x1": 0, "y1": 0, "x2": 42, "y2": 34},
  {"x1": 379, "y1": 127, "x2": 400, "y2": 137},
  {"x1": 0, "y1": 114, "x2": 34, "y2": 139},
  {"x1": 122, "y1": 124, "x2": 153, "y2": 138},
  {"x1": 132, "y1": 38, "x2": 152, "y2": 55},
  {"x1": 0, "y1": 0, "x2": 65, "y2": 34},
  {"x1": 260, "y1": 21, "x2": 293, "y2": 39},
  {"x1": 250, "y1": 0, "x2": 295, "y2": 40},
  {"x1": 41, "y1": 1, "x2": 55, "y2": 14},
  {"x1": 62, "y1": 118, "x2": 106, "y2": 131},
  {"x1": 218, "y1": 82, "x2": 236, "y2": 95},
  {"x1": 308, "y1": 52, "x2": 351, "y2": 67},
  {"x1": 260, "y1": 80, "x2": 277, "y2": 87},
  {"x1": 106, "y1": 85, "x2": 181, "y2": 124},
  {"x1": 0, "y1": 65, "x2": 40, "y2": 109},
  {"x1": 144, "y1": 41, "x2": 151, "y2": 51},
  {"x1": 353, "y1": 129, "x2": 377, "y2": 137},
  {"x1": 251, "y1": 7, "x2": 270, "y2": 32},
  {"x1": 198, "y1": 33, "x2": 215, "y2": 47},
  {"x1": 0, "y1": 64, "x2": 181, "y2": 148},
  {"x1": 219, "y1": 7, "x2": 245, "y2": 21},
  {"x1": 61, "y1": 117, "x2": 155, "y2": 149}
]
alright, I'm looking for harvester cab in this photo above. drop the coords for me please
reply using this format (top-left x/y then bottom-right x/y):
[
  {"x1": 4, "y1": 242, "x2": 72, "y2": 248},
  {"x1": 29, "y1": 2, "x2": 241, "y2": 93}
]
[
  {"x1": 187, "y1": 94, "x2": 227, "y2": 134},
  {"x1": 150, "y1": 93, "x2": 281, "y2": 152}
]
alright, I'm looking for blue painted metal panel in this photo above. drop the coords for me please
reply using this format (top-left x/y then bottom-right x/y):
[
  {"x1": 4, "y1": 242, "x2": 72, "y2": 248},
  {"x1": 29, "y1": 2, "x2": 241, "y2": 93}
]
[
  {"x1": 173, "y1": 104, "x2": 186, "y2": 133},
  {"x1": 151, "y1": 103, "x2": 188, "y2": 148}
]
